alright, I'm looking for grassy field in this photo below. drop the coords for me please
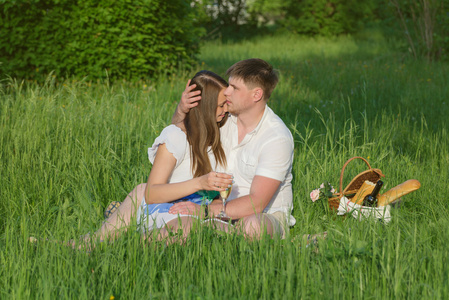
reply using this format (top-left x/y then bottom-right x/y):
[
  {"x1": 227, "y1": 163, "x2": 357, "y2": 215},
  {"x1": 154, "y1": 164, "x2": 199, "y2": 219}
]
[{"x1": 1, "y1": 33, "x2": 449, "y2": 299}]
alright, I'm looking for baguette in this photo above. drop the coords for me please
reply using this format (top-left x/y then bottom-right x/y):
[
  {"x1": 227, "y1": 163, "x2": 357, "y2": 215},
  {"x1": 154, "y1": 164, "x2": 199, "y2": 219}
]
[
  {"x1": 377, "y1": 179, "x2": 421, "y2": 206},
  {"x1": 351, "y1": 180, "x2": 375, "y2": 205}
]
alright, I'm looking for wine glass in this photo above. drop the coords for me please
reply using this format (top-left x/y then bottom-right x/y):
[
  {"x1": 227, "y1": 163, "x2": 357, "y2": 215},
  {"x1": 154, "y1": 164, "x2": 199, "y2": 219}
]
[
  {"x1": 217, "y1": 182, "x2": 232, "y2": 219},
  {"x1": 214, "y1": 169, "x2": 232, "y2": 220}
]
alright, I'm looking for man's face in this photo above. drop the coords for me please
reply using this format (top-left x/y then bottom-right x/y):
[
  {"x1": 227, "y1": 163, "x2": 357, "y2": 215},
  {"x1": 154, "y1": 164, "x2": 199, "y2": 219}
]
[{"x1": 223, "y1": 77, "x2": 253, "y2": 115}]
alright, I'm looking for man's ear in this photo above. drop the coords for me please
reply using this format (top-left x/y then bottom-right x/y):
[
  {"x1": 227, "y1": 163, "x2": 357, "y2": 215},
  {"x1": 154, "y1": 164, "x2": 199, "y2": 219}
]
[{"x1": 253, "y1": 87, "x2": 264, "y2": 102}]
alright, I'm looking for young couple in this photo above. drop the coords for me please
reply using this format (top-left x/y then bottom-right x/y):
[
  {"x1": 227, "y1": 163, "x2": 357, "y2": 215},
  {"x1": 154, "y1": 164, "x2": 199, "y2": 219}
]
[{"x1": 74, "y1": 58, "x2": 296, "y2": 246}]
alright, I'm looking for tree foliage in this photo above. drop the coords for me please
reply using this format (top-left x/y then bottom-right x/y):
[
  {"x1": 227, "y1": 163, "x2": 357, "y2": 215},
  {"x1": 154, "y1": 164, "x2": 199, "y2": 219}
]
[
  {"x1": 389, "y1": 0, "x2": 449, "y2": 60},
  {"x1": 193, "y1": 0, "x2": 257, "y2": 40},
  {"x1": 250, "y1": 0, "x2": 378, "y2": 36}
]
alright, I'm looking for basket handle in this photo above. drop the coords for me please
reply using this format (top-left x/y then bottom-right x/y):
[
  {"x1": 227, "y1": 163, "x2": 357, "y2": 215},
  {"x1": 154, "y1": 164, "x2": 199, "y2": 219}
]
[{"x1": 338, "y1": 156, "x2": 372, "y2": 196}]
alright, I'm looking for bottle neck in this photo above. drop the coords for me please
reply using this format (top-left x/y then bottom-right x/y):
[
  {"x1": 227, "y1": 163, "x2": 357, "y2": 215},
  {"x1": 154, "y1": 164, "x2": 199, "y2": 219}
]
[{"x1": 370, "y1": 180, "x2": 384, "y2": 197}]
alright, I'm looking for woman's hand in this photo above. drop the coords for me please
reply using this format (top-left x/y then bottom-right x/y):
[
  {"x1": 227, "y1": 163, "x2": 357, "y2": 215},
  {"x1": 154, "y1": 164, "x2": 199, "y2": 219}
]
[
  {"x1": 169, "y1": 201, "x2": 202, "y2": 216},
  {"x1": 180, "y1": 79, "x2": 202, "y2": 114},
  {"x1": 199, "y1": 172, "x2": 233, "y2": 191}
]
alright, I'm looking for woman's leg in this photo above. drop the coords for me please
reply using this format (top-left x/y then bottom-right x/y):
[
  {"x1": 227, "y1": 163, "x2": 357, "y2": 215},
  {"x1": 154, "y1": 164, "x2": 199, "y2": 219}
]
[
  {"x1": 94, "y1": 183, "x2": 146, "y2": 241},
  {"x1": 69, "y1": 183, "x2": 146, "y2": 249},
  {"x1": 30, "y1": 184, "x2": 147, "y2": 250},
  {"x1": 142, "y1": 216, "x2": 199, "y2": 245}
]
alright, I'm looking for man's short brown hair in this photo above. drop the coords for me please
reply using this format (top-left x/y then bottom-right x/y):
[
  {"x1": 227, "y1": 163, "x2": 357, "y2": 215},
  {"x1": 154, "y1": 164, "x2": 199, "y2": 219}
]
[{"x1": 226, "y1": 58, "x2": 279, "y2": 101}]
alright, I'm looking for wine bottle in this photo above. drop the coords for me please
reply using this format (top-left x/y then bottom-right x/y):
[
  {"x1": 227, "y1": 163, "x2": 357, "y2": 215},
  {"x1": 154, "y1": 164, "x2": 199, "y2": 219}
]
[{"x1": 362, "y1": 180, "x2": 383, "y2": 207}]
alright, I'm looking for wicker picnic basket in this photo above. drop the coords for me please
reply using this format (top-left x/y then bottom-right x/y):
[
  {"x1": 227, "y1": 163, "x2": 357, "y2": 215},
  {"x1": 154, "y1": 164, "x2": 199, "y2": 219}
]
[{"x1": 328, "y1": 156, "x2": 385, "y2": 211}]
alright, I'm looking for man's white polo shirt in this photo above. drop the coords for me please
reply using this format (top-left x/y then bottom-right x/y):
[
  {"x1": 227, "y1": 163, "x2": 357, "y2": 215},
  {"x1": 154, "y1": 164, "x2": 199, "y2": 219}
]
[{"x1": 220, "y1": 105, "x2": 296, "y2": 226}]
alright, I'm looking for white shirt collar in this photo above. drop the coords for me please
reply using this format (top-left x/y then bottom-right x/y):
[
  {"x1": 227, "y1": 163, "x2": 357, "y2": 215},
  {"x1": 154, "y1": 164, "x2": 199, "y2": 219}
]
[{"x1": 228, "y1": 104, "x2": 269, "y2": 136}]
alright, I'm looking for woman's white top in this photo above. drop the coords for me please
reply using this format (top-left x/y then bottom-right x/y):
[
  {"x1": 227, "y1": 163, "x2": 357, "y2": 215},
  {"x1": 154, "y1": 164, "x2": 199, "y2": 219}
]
[
  {"x1": 138, "y1": 125, "x2": 217, "y2": 231},
  {"x1": 148, "y1": 124, "x2": 219, "y2": 182},
  {"x1": 148, "y1": 125, "x2": 193, "y2": 183}
]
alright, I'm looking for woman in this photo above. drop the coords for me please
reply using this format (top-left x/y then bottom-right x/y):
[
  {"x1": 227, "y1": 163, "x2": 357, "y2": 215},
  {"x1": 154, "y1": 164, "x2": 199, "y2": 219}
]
[
  {"x1": 38, "y1": 71, "x2": 233, "y2": 248},
  {"x1": 136, "y1": 70, "x2": 233, "y2": 239}
]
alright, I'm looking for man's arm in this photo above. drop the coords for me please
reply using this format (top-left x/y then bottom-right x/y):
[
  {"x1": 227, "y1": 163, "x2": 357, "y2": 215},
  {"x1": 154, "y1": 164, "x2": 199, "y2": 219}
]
[
  {"x1": 208, "y1": 175, "x2": 281, "y2": 219},
  {"x1": 209, "y1": 134, "x2": 294, "y2": 219},
  {"x1": 171, "y1": 79, "x2": 202, "y2": 125}
]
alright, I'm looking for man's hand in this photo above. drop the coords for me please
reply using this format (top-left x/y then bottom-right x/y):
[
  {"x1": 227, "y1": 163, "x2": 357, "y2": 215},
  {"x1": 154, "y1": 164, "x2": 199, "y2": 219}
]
[
  {"x1": 180, "y1": 79, "x2": 201, "y2": 113},
  {"x1": 169, "y1": 201, "x2": 202, "y2": 216},
  {"x1": 171, "y1": 79, "x2": 202, "y2": 124}
]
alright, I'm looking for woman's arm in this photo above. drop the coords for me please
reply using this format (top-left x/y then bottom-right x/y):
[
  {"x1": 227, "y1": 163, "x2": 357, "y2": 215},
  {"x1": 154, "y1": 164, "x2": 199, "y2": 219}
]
[{"x1": 144, "y1": 143, "x2": 232, "y2": 204}]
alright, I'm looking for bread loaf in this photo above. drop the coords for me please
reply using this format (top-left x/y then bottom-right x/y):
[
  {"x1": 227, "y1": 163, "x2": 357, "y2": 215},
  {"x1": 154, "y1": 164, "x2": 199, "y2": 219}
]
[
  {"x1": 351, "y1": 180, "x2": 375, "y2": 205},
  {"x1": 377, "y1": 179, "x2": 421, "y2": 206}
]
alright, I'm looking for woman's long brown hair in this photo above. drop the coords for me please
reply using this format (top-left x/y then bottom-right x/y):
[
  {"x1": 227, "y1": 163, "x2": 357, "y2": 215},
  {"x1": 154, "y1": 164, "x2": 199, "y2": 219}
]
[{"x1": 184, "y1": 70, "x2": 228, "y2": 177}]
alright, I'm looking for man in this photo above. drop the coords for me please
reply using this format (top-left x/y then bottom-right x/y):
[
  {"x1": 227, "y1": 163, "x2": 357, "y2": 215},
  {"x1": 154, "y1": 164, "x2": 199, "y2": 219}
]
[{"x1": 170, "y1": 58, "x2": 296, "y2": 238}]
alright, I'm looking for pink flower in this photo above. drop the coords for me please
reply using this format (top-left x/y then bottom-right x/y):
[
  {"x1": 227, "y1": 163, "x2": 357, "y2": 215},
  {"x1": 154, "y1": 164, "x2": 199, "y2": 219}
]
[
  {"x1": 331, "y1": 187, "x2": 336, "y2": 193},
  {"x1": 310, "y1": 189, "x2": 320, "y2": 202},
  {"x1": 320, "y1": 183, "x2": 325, "y2": 189}
]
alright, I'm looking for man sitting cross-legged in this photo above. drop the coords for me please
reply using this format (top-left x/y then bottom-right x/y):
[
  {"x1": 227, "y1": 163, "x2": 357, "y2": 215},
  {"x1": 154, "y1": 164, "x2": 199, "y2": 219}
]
[{"x1": 169, "y1": 58, "x2": 296, "y2": 239}]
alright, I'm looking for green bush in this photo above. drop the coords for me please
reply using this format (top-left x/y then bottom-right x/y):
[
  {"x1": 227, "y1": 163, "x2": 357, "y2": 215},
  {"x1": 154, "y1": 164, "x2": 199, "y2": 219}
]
[
  {"x1": 0, "y1": 0, "x2": 205, "y2": 81},
  {"x1": 387, "y1": 0, "x2": 449, "y2": 61},
  {"x1": 435, "y1": 0, "x2": 449, "y2": 59},
  {"x1": 280, "y1": 0, "x2": 378, "y2": 36},
  {"x1": 192, "y1": 0, "x2": 261, "y2": 41}
]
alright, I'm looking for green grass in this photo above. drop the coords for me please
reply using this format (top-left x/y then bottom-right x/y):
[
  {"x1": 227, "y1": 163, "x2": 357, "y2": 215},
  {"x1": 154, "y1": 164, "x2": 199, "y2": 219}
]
[{"x1": 1, "y1": 33, "x2": 449, "y2": 299}]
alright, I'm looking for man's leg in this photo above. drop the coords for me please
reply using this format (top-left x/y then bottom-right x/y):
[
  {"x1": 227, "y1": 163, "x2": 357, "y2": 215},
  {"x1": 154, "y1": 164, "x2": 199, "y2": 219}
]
[
  {"x1": 239, "y1": 212, "x2": 286, "y2": 240},
  {"x1": 201, "y1": 213, "x2": 284, "y2": 240}
]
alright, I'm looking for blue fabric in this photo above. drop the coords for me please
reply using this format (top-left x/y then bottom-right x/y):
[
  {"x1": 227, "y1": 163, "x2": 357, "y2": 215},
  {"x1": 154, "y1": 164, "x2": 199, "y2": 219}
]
[
  {"x1": 142, "y1": 192, "x2": 212, "y2": 216},
  {"x1": 196, "y1": 190, "x2": 219, "y2": 200}
]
